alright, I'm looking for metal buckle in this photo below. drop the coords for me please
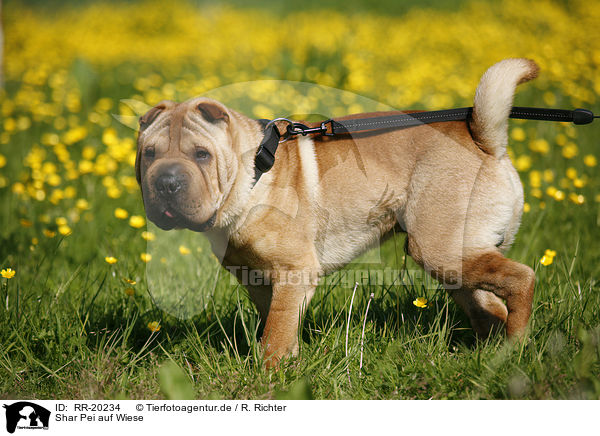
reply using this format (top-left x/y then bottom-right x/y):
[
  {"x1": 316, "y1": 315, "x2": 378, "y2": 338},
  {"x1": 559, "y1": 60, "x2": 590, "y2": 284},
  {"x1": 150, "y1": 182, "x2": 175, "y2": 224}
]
[
  {"x1": 264, "y1": 118, "x2": 296, "y2": 143},
  {"x1": 264, "y1": 117, "x2": 295, "y2": 135}
]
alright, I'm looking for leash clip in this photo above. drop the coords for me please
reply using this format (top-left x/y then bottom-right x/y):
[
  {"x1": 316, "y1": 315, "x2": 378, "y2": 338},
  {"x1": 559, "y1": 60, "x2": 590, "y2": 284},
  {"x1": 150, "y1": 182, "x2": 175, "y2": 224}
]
[{"x1": 285, "y1": 119, "x2": 336, "y2": 137}]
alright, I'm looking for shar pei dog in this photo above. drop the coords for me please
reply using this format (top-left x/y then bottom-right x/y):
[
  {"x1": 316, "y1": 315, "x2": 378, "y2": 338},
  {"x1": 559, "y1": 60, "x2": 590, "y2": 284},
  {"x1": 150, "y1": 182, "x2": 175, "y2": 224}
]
[{"x1": 135, "y1": 58, "x2": 537, "y2": 366}]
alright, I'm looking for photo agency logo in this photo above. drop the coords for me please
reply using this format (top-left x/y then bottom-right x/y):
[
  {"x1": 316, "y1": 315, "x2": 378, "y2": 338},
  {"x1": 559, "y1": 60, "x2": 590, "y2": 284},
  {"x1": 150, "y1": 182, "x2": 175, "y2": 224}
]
[{"x1": 2, "y1": 402, "x2": 50, "y2": 434}]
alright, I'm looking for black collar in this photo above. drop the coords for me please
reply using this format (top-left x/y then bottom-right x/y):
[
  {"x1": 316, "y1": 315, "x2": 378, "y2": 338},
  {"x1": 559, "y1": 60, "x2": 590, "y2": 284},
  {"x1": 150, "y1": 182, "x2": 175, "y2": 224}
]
[{"x1": 253, "y1": 119, "x2": 281, "y2": 186}]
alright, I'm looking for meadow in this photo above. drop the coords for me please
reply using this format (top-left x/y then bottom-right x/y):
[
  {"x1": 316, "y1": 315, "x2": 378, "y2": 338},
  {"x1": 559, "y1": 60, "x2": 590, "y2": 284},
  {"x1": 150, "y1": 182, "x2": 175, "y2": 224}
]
[{"x1": 0, "y1": 0, "x2": 599, "y2": 399}]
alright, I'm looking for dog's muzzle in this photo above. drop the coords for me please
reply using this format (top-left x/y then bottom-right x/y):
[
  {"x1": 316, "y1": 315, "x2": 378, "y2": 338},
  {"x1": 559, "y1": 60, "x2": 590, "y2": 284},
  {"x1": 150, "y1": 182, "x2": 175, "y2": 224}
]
[{"x1": 143, "y1": 162, "x2": 216, "y2": 232}]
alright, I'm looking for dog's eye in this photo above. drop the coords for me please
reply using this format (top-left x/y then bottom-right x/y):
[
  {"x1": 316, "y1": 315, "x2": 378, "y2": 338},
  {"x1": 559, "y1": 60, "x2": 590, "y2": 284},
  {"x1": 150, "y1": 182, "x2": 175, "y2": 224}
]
[
  {"x1": 144, "y1": 147, "x2": 155, "y2": 158},
  {"x1": 195, "y1": 148, "x2": 210, "y2": 161}
]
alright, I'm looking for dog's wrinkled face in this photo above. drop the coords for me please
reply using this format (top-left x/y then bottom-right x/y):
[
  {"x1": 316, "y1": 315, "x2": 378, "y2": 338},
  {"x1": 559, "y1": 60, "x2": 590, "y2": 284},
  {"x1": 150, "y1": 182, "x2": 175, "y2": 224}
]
[{"x1": 136, "y1": 97, "x2": 237, "y2": 232}]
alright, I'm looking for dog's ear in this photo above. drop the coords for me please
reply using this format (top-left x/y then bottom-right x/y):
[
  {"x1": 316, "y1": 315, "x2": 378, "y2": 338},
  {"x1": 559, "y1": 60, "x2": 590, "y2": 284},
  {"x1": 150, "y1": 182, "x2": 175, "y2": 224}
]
[
  {"x1": 135, "y1": 133, "x2": 148, "y2": 185},
  {"x1": 138, "y1": 103, "x2": 166, "y2": 133},
  {"x1": 197, "y1": 101, "x2": 230, "y2": 124},
  {"x1": 135, "y1": 140, "x2": 143, "y2": 185},
  {"x1": 136, "y1": 103, "x2": 166, "y2": 185}
]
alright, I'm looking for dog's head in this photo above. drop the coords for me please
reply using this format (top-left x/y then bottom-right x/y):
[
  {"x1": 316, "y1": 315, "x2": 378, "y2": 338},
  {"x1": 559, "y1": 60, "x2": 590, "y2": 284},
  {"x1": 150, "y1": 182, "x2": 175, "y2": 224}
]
[{"x1": 136, "y1": 97, "x2": 242, "y2": 232}]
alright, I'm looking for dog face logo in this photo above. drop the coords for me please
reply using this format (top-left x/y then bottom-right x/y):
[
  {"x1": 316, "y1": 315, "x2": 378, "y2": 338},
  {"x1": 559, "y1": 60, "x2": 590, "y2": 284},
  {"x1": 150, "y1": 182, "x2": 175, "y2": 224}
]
[{"x1": 2, "y1": 402, "x2": 50, "y2": 433}]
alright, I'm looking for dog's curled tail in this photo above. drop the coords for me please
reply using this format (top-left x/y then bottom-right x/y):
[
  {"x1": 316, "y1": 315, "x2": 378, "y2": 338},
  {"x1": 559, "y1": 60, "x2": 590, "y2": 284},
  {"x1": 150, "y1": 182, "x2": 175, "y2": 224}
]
[{"x1": 470, "y1": 58, "x2": 539, "y2": 158}]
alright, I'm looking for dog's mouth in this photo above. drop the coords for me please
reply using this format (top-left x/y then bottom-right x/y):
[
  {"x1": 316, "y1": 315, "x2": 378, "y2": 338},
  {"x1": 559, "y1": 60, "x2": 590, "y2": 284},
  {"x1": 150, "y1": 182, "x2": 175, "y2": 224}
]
[{"x1": 147, "y1": 204, "x2": 217, "y2": 232}]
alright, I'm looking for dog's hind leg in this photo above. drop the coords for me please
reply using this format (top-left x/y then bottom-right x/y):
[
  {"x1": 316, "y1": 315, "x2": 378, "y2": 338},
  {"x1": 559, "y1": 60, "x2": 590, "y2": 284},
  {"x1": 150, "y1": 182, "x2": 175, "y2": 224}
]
[
  {"x1": 447, "y1": 288, "x2": 507, "y2": 338},
  {"x1": 407, "y1": 236, "x2": 534, "y2": 339},
  {"x1": 461, "y1": 251, "x2": 535, "y2": 337},
  {"x1": 404, "y1": 156, "x2": 534, "y2": 338},
  {"x1": 406, "y1": 236, "x2": 510, "y2": 338}
]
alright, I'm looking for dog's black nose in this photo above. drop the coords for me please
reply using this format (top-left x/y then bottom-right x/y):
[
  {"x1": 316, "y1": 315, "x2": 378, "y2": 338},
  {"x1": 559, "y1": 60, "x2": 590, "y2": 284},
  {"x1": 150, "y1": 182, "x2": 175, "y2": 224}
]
[{"x1": 155, "y1": 167, "x2": 185, "y2": 196}]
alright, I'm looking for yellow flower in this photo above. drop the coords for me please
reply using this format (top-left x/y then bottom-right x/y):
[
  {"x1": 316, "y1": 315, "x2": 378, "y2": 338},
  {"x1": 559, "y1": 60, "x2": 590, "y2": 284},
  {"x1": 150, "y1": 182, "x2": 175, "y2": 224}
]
[
  {"x1": 529, "y1": 170, "x2": 542, "y2": 188},
  {"x1": 413, "y1": 297, "x2": 428, "y2": 308},
  {"x1": 583, "y1": 154, "x2": 597, "y2": 167},
  {"x1": 12, "y1": 182, "x2": 25, "y2": 195},
  {"x1": 553, "y1": 190, "x2": 565, "y2": 201},
  {"x1": 124, "y1": 287, "x2": 135, "y2": 296},
  {"x1": 4, "y1": 118, "x2": 15, "y2": 132},
  {"x1": 123, "y1": 278, "x2": 136, "y2": 285},
  {"x1": 76, "y1": 198, "x2": 90, "y2": 210},
  {"x1": 540, "y1": 255, "x2": 553, "y2": 266},
  {"x1": 179, "y1": 245, "x2": 191, "y2": 255},
  {"x1": 63, "y1": 126, "x2": 87, "y2": 144},
  {"x1": 510, "y1": 127, "x2": 526, "y2": 141},
  {"x1": 58, "y1": 224, "x2": 72, "y2": 236},
  {"x1": 529, "y1": 138, "x2": 549, "y2": 154},
  {"x1": 107, "y1": 187, "x2": 122, "y2": 199},
  {"x1": 566, "y1": 167, "x2": 577, "y2": 180},
  {"x1": 105, "y1": 256, "x2": 118, "y2": 264},
  {"x1": 1, "y1": 268, "x2": 16, "y2": 279},
  {"x1": 43, "y1": 229, "x2": 56, "y2": 238},
  {"x1": 0, "y1": 154, "x2": 6, "y2": 168},
  {"x1": 540, "y1": 249, "x2": 556, "y2": 266},
  {"x1": 147, "y1": 321, "x2": 161, "y2": 332},
  {"x1": 562, "y1": 143, "x2": 578, "y2": 159},
  {"x1": 514, "y1": 155, "x2": 532, "y2": 172},
  {"x1": 568, "y1": 193, "x2": 585, "y2": 205},
  {"x1": 523, "y1": 202, "x2": 531, "y2": 213},
  {"x1": 141, "y1": 231, "x2": 155, "y2": 241},
  {"x1": 78, "y1": 160, "x2": 94, "y2": 174},
  {"x1": 47, "y1": 174, "x2": 61, "y2": 186},
  {"x1": 140, "y1": 253, "x2": 152, "y2": 262},
  {"x1": 543, "y1": 169, "x2": 554, "y2": 183},
  {"x1": 129, "y1": 215, "x2": 145, "y2": 228},
  {"x1": 114, "y1": 208, "x2": 129, "y2": 219},
  {"x1": 82, "y1": 145, "x2": 96, "y2": 160},
  {"x1": 102, "y1": 128, "x2": 119, "y2": 146}
]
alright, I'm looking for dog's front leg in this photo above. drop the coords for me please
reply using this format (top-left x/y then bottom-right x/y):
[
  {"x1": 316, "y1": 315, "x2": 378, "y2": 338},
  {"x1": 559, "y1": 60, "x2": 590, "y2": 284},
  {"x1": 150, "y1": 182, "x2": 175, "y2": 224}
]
[{"x1": 261, "y1": 274, "x2": 316, "y2": 368}]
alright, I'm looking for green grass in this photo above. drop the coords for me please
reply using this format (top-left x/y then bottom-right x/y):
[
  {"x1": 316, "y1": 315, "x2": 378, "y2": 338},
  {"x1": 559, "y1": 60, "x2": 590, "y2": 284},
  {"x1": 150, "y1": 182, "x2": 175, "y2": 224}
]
[{"x1": 1, "y1": 0, "x2": 600, "y2": 401}]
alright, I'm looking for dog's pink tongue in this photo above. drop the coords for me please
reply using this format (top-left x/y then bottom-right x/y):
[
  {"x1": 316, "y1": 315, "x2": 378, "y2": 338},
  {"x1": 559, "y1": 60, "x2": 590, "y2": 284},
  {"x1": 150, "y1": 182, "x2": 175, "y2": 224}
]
[{"x1": 165, "y1": 210, "x2": 174, "y2": 218}]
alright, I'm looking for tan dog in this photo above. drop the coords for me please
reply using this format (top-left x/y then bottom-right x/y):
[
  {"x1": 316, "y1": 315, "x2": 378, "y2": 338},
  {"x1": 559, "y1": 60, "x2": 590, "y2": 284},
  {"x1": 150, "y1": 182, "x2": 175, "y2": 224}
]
[{"x1": 136, "y1": 58, "x2": 537, "y2": 366}]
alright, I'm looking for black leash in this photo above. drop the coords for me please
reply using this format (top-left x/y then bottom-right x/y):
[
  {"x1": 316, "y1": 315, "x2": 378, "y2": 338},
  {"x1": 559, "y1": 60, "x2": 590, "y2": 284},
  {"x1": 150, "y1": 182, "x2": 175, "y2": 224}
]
[{"x1": 254, "y1": 107, "x2": 598, "y2": 184}]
